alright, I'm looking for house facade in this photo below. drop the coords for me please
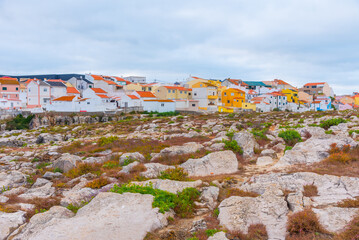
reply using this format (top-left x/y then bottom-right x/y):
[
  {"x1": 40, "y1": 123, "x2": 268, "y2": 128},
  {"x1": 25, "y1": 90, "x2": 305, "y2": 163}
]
[
  {"x1": 27, "y1": 80, "x2": 51, "y2": 108},
  {"x1": 142, "y1": 100, "x2": 175, "y2": 113},
  {"x1": 302, "y1": 82, "x2": 334, "y2": 97},
  {"x1": 221, "y1": 88, "x2": 246, "y2": 108},
  {"x1": 155, "y1": 86, "x2": 191, "y2": 100}
]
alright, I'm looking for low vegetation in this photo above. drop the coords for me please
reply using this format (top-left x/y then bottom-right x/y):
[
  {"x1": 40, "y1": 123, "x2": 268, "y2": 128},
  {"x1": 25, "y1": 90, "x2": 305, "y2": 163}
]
[
  {"x1": 6, "y1": 114, "x2": 34, "y2": 130},
  {"x1": 319, "y1": 118, "x2": 347, "y2": 130},
  {"x1": 278, "y1": 129, "x2": 302, "y2": 146},
  {"x1": 286, "y1": 209, "x2": 330, "y2": 239},
  {"x1": 159, "y1": 167, "x2": 189, "y2": 181},
  {"x1": 303, "y1": 184, "x2": 318, "y2": 197},
  {"x1": 111, "y1": 183, "x2": 200, "y2": 218}
]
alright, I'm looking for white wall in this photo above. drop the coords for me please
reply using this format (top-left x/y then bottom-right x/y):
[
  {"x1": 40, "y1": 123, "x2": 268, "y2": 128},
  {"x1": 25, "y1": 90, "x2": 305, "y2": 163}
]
[{"x1": 142, "y1": 101, "x2": 176, "y2": 112}]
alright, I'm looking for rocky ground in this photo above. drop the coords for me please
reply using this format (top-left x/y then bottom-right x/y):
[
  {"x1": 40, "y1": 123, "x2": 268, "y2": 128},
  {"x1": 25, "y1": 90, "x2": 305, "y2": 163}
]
[{"x1": 0, "y1": 111, "x2": 359, "y2": 240}]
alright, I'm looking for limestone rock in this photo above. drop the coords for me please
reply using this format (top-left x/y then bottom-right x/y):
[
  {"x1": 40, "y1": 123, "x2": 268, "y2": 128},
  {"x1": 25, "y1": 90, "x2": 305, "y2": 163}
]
[
  {"x1": 233, "y1": 130, "x2": 259, "y2": 157},
  {"x1": 208, "y1": 232, "x2": 229, "y2": 240},
  {"x1": 313, "y1": 207, "x2": 359, "y2": 233},
  {"x1": 140, "y1": 163, "x2": 175, "y2": 178},
  {"x1": 0, "y1": 171, "x2": 27, "y2": 189},
  {"x1": 218, "y1": 186, "x2": 288, "y2": 240},
  {"x1": 119, "y1": 152, "x2": 145, "y2": 164},
  {"x1": 256, "y1": 156, "x2": 273, "y2": 166},
  {"x1": 180, "y1": 151, "x2": 238, "y2": 177},
  {"x1": 0, "y1": 211, "x2": 26, "y2": 240},
  {"x1": 13, "y1": 192, "x2": 167, "y2": 240},
  {"x1": 200, "y1": 186, "x2": 219, "y2": 210},
  {"x1": 52, "y1": 153, "x2": 82, "y2": 173},
  {"x1": 276, "y1": 136, "x2": 357, "y2": 166}
]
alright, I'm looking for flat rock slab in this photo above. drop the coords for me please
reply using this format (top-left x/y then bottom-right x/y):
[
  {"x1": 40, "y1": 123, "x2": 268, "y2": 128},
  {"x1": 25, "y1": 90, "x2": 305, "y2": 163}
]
[{"x1": 13, "y1": 192, "x2": 167, "y2": 240}]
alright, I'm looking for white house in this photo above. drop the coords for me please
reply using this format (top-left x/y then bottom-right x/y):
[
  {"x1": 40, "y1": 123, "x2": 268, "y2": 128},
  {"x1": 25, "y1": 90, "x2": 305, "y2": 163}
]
[
  {"x1": 45, "y1": 96, "x2": 79, "y2": 112},
  {"x1": 82, "y1": 88, "x2": 108, "y2": 98},
  {"x1": 0, "y1": 98, "x2": 22, "y2": 109},
  {"x1": 174, "y1": 99, "x2": 199, "y2": 112},
  {"x1": 119, "y1": 95, "x2": 141, "y2": 108},
  {"x1": 45, "y1": 80, "x2": 67, "y2": 100},
  {"x1": 68, "y1": 76, "x2": 94, "y2": 94},
  {"x1": 142, "y1": 100, "x2": 176, "y2": 113},
  {"x1": 26, "y1": 80, "x2": 51, "y2": 108},
  {"x1": 192, "y1": 84, "x2": 218, "y2": 112},
  {"x1": 94, "y1": 79, "x2": 124, "y2": 96}
]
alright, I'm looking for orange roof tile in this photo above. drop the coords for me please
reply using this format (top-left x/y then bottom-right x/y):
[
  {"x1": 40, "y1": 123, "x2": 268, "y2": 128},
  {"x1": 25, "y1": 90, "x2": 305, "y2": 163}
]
[
  {"x1": 274, "y1": 79, "x2": 290, "y2": 85},
  {"x1": 304, "y1": 82, "x2": 326, "y2": 86},
  {"x1": 96, "y1": 94, "x2": 109, "y2": 99},
  {"x1": 103, "y1": 80, "x2": 117, "y2": 85},
  {"x1": 164, "y1": 86, "x2": 190, "y2": 91},
  {"x1": 136, "y1": 91, "x2": 156, "y2": 98},
  {"x1": 91, "y1": 75, "x2": 105, "y2": 81},
  {"x1": 0, "y1": 78, "x2": 19, "y2": 85},
  {"x1": 127, "y1": 95, "x2": 140, "y2": 99},
  {"x1": 112, "y1": 76, "x2": 131, "y2": 84},
  {"x1": 67, "y1": 87, "x2": 80, "y2": 94},
  {"x1": 53, "y1": 96, "x2": 76, "y2": 101},
  {"x1": 144, "y1": 99, "x2": 174, "y2": 102},
  {"x1": 90, "y1": 88, "x2": 107, "y2": 94}
]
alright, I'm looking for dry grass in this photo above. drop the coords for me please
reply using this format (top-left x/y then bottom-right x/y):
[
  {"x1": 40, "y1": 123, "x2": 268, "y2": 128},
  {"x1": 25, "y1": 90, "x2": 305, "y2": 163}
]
[
  {"x1": 289, "y1": 145, "x2": 359, "y2": 177},
  {"x1": 218, "y1": 188, "x2": 259, "y2": 202},
  {"x1": 227, "y1": 224, "x2": 268, "y2": 240},
  {"x1": 335, "y1": 214, "x2": 359, "y2": 240},
  {"x1": 303, "y1": 184, "x2": 318, "y2": 197},
  {"x1": 287, "y1": 209, "x2": 330, "y2": 239},
  {"x1": 85, "y1": 177, "x2": 110, "y2": 189},
  {"x1": 336, "y1": 197, "x2": 359, "y2": 208}
]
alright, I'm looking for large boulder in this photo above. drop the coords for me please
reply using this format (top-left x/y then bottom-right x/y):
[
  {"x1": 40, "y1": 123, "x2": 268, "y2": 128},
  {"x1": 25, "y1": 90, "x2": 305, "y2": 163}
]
[
  {"x1": 0, "y1": 211, "x2": 26, "y2": 240},
  {"x1": 233, "y1": 130, "x2": 259, "y2": 157},
  {"x1": 218, "y1": 186, "x2": 288, "y2": 240},
  {"x1": 276, "y1": 136, "x2": 357, "y2": 166},
  {"x1": 52, "y1": 153, "x2": 82, "y2": 173},
  {"x1": 132, "y1": 179, "x2": 202, "y2": 194},
  {"x1": 180, "y1": 151, "x2": 238, "y2": 177},
  {"x1": 18, "y1": 182, "x2": 55, "y2": 200},
  {"x1": 13, "y1": 192, "x2": 167, "y2": 240}
]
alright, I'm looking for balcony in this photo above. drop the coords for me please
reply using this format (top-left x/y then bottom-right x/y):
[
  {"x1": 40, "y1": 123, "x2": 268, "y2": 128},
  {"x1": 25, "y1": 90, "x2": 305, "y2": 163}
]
[{"x1": 207, "y1": 95, "x2": 218, "y2": 99}]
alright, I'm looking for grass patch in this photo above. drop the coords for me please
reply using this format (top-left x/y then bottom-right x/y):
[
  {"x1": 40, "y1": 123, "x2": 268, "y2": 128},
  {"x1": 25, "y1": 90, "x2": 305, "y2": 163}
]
[
  {"x1": 111, "y1": 183, "x2": 199, "y2": 218},
  {"x1": 85, "y1": 177, "x2": 110, "y2": 189},
  {"x1": 278, "y1": 129, "x2": 302, "y2": 146},
  {"x1": 159, "y1": 167, "x2": 189, "y2": 181},
  {"x1": 319, "y1": 118, "x2": 347, "y2": 130},
  {"x1": 303, "y1": 184, "x2": 318, "y2": 197},
  {"x1": 222, "y1": 139, "x2": 243, "y2": 154}
]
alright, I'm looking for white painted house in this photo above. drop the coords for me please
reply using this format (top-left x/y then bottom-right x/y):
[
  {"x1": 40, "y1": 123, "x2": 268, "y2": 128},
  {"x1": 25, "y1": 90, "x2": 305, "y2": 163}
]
[
  {"x1": 45, "y1": 80, "x2": 67, "y2": 100},
  {"x1": 142, "y1": 100, "x2": 176, "y2": 113},
  {"x1": 26, "y1": 80, "x2": 51, "y2": 108},
  {"x1": 119, "y1": 95, "x2": 141, "y2": 108}
]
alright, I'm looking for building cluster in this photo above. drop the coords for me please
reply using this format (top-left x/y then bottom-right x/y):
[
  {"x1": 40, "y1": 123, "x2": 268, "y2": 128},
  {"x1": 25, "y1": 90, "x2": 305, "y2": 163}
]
[{"x1": 0, "y1": 74, "x2": 358, "y2": 113}]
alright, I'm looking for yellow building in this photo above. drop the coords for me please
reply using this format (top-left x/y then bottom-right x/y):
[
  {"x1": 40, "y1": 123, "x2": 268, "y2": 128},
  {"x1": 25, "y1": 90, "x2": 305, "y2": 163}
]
[
  {"x1": 282, "y1": 89, "x2": 299, "y2": 103},
  {"x1": 125, "y1": 83, "x2": 143, "y2": 91},
  {"x1": 154, "y1": 86, "x2": 191, "y2": 100},
  {"x1": 208, "y1": 79, "x2": 222, "y2": 88},
  {"x1": 221, "y1": 88, "x2": 246, "y2": 108},
  {"x1": 186, "y1": 76, "x2": 208, "y2": 88},
  {"x1": 218, "y1": 106, "x2": 234, "y2": 113},
  {"x1": 242, "y1": 102, "x2": 256, "y2": 111},
  {"x1": 354, "y1": 94, "x2": 359, "y2": 106}
]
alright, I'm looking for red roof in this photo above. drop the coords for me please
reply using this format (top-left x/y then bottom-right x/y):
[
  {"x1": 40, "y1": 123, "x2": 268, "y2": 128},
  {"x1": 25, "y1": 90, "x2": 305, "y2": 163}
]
[
  {"x1": 136, "y1": 91, "x2": 156, "y2": 98},
  {"x1": 274, "y1": 79, "x2": 290, "y2": 85},
  {"x1": 67, "y1": 87, "x2": 80, "y2": 94},
  {"x1": 103, "y1": 80, "x2": 118, "y2": 85},
  {"x1": 91, "y1": 75, "x2": 105, "y2": 81},
  {"x1": 96, "y1": 94, "x2": 109, "y2": 99},
  {"x1": 248, "y1": 90, "x2": 258, "y2": 95},
  {"x1": 354, "y1": 95, "x2": 359, "y2": 98},
  {"x1": 112, "y1": 76, "x2": 131, "y2": 84},
  {"x1": 269, "y1": 91, "x2": 286, "y2": 97},
  {"x1": 53, "y1": 96, "x2": 76, "y2": 102},
  {"x1": 0, "y1": 77, "x2": 18, "y2": 81},
  {"x1": 90, "y1": 88, "x2": 107, "y2": 94},
  {"x1": 127, "y1": 95, "x2": 140, "y2": 99},
  {"x1": 304, "y1": 82, "x2": 326, "y2": 87}
]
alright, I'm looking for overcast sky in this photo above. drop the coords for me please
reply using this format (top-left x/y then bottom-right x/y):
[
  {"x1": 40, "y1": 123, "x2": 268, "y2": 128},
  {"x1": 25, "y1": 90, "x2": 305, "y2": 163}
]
[{"x1": 1, "y1": 0, "x2": 359, "y2": 94}]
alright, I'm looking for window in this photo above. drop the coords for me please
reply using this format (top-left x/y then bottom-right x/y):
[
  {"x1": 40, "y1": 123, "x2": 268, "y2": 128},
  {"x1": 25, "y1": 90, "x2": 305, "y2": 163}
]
[
  {"x1": 16, "y1": 87, "x2": 18, "y2": 91},
  {"x1": 192, "y1": 104, "x2": 196, "y2": 107},
  {"x1": 180, "y1": 91, "x2": 182, "y2": 94},
  {"x1": 2, "y1": 87, "x2": 7, "y2": 90},
  {"x1": 227, "y1": 100, "x2": 230, "y2": 103},
  {"x1": 188, "y1": 92, "x2": 191, "y2": 95},
  {"x1": 172, "y1": 90, "x2": 175, "y2": 93},
  {"x1": 161, "y1": 103, "x2": 164, "y2": 107},
  {"x1": 231, "y1": 93, "x2": 234, "y2": 96},
  {"x1": 224, "y1": 92, "x2": 227, "y2": 96},
  {"x1": 194, "y1": 93, "x2": 197, "y2": 96},
  {"x1": 44, "y1": 88, "x2": 47, "y2": 92},
  {"x1": 200, "y1": 84, "x2": 203, "y2": 87},
  {"x1": 87, "y1": 102, "x2": 90, "y2": 104},
  {"x1": 89, "y1": 85, "x2": 92, "y2": 88},
  {"x1": 149, "y1": 87, "x2": 152, "y2": 91},
  {"x1": 168, "y1": 90, "x2": 171, "y2": 93}
]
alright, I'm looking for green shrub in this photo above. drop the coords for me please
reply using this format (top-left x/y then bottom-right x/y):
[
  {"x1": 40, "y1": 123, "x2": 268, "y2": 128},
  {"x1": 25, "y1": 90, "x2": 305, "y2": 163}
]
[
  {"x1": 226, "y1": 131, "x2": 235, "y2": 139},
  {"x1": 284, "y1": 146, "x2": 293, "y2": 152},
  {"x1": 111, "y1": 183, "x2": 199, "y2": 217},
  {"x1": 6, "y1": 114, "x2": 34, "y2": 130},
  {"x1": 122, "y1": 157, "x2": 135, "y2": 166},
  {"x1": 325, "y1": 130, "x2": 333, "y2": 135},
  {"x1": 319, "y1": 118, "x2": 347, "y2": 130},
  {"x1": 205, "y1": 229, "x2": 221, "y2": 237},
  {"x1": 53, "y1": 167, "x2": 63, "y2": 173},
  {"x1": 159, "y1": 167, "x2": 189, "y2": 181},
  {"x1": 36, "y1": 162, "x2": 51, "y2": 169},
  {"x1": 278, "y1": 130, "x2": 302, "y2": 146},
  {"x1": 223, "y1": 139, "x2": 243, "y2": 154},
  {"x1": 97, "y1": 136, "x2": 119, "y2": 146},
  {"x1": 251, "y1": 129, "x2": 268, "y2": 140},
  {"x1": 349, "y1": 129, "x2": 359, "y2": 136}
]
